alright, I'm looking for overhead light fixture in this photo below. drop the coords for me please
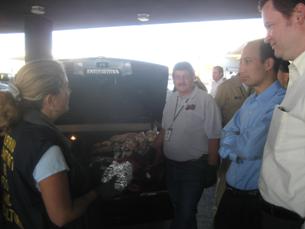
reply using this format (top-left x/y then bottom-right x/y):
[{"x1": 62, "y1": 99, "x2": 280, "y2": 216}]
[
  {"x1": 31, "y1": 5, "x2": 46, "y2": 15},
  {"x1": 137, "y1": 13, "x2": 150, "y2": 22}
]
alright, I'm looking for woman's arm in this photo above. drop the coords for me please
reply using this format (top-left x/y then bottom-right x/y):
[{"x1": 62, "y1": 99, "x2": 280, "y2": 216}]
[{"x1": 39, "y1": 171, "x2": 97, "y2": 227}]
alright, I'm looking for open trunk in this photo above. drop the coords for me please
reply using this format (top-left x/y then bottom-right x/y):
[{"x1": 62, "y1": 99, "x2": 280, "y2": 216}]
[{"x1": 55, "y1": 57, "x2": 173, "y2": 226}]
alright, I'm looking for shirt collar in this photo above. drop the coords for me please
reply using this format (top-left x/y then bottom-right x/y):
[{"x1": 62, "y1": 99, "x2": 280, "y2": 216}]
[
  {"x1": 292, "y1": 50, "x2": 305, "y2": 75},
  {"x1": 252, "y1": 81, "x2": 282, "y2": 103},
  {"x1": 242, "y1": 83, "x2": 248, "y2": 91},
  {"x1": 23, "y1": 109, "x2": 55, "y2": 129},
  {"x1": 289, "y1": 50, "x2": 305, "y2": 85},
  {"x1": 214, "y1": 77, "x2": 225, "y2": 85}
]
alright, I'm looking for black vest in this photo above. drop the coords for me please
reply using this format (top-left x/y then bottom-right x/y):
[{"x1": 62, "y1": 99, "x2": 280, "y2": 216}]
[{"x1": 1, "y1": 119, "x2": 90, "y2": 229}]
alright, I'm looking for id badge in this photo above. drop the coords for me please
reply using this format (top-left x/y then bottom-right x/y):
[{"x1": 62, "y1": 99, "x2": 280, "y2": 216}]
[{"x1": 165, "y1": 128, "x2": 172, "y2": 141}]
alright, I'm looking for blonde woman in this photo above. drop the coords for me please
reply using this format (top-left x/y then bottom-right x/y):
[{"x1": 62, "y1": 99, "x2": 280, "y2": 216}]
[{"x1": 0, "y1": 60, "x2": 111, "y2": 229}]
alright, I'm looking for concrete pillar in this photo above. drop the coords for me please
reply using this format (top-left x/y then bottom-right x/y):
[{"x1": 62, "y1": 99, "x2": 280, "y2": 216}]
[{"x1": 24, "y1": 14, "x2": 53, "y2": 62}]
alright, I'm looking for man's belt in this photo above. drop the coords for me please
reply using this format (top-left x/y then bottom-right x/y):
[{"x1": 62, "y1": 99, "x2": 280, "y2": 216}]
[
  {"x1": 166, "y1": 154, "x2": 208, "y2": 164},
  {"x1": 261, "y1": 198, "x2": 305, "y2": 222},
  {"x1": 226, "y1": 184, "x2": 259, "y2": 196}
]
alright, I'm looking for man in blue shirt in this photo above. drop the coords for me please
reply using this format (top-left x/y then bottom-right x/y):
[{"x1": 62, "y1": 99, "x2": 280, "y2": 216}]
[{"x1": 214, "y1": 39, "x2": 285, "y2": 229}]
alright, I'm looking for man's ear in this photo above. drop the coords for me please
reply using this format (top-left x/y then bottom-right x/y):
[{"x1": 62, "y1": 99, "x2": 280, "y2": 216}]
[
  {"x1": 264, "y1": 57, "x2": 274, "y2": 72},
  {"x1": 295, "y1": 3, "x2": 305, "y2": 25}
]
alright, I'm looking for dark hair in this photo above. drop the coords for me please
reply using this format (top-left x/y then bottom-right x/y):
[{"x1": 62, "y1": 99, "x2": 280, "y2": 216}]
[
  {"x1": 213, "y1": 66, "x2": 224, "y2": 76},
  {"x1": 173, "y1": 62, "x2": 195, "y2": 77},
  {"x1": 278, "y1": 60, "x2": 290, "y2": 73},
  {"x1": 258, "y1": 39, "x2": 281, "y2": 73},
  {"x1": 258, "y1": 0, "x2": 305, "y2": 17}
]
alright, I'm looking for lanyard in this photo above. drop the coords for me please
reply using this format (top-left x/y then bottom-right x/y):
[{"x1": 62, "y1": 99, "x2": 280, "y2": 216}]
[
  {"x1": 169, "y1": 88, "x2": 197, "y2": 129},
  {"x1": 170, "y1": 97, "x2": 189, "y2": 128}
]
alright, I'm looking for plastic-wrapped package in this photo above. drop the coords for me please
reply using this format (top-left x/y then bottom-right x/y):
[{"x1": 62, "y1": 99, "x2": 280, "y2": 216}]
[{"x1": 101, "y1": 161, "x2": 133, "y2": 191}]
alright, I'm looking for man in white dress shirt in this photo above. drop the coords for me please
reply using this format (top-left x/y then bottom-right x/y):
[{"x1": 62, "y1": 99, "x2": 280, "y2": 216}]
[
  {"x1": 258, "y1": 0, "x2": 305, "y2": 228},
  {"x1": 210, "y1": 66, "x2": 226, "y2": 97}
]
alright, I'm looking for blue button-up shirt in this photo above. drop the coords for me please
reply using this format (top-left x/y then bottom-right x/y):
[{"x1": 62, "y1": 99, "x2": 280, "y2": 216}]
[{"x1": 219, "y1": 81, "x2": 285, "y2": 190}]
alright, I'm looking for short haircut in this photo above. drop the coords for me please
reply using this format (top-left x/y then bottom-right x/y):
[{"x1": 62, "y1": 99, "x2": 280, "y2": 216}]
[
  {"x1": 258, "y1": 0, "x2": 305, "y2": 17},
  {"x1": 278, "y1": 60, "x2": 290, "y2": 73},
  {"x1": 258, "y1": 39, "x2": 281, "y2": 73},
  {"x1": 213, "y1": 66, "x2": 224, "y2": 76},
  {"x1": 173, "y1": 62, "x2": 195, "y2": 77}
]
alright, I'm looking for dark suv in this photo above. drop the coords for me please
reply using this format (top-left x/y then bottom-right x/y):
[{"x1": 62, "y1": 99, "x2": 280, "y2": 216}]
[{"x1": 55, "y1": 57, "x2": 173, "y2": 227}]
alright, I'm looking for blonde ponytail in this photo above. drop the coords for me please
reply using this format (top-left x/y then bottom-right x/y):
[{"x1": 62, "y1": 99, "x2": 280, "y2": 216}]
[{"x1": 0, "y1": 59, "x2": 66, "y2": 134}]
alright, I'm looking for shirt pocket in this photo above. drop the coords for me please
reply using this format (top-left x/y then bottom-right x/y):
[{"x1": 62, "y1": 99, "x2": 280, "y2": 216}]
[
  {"x1": 184, "y1": 109, "x2": 204, "y2": 132},
  {"x1": 267, "y1": 105, "x2": 288, "y2": 149}
]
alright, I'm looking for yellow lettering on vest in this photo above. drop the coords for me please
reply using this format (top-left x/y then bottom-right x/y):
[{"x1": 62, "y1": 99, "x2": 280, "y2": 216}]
[
  {"x1": 2, "y1": 205, "x2": 24, "y2": 229},
  {"x1": 14, "y1": 212, "x2": 24, "y2": 229},
  {"x1": 3, "y1": 191, "x2": 12, "y2": 207},
  {"x1": 3, "y1": 206, "x2": 14, "y2": 222},
  {"x1": 3, "y1": 163, "x2": 7, "y2": 176},
  {"x1": 4, "y1": 135, "x2": 16, "y2": 153},
  {"x1": 1, "y1": 147, "x2": 14, "y2": 171},
  {"x1": 3, "y1": 135, "x2": 16, "y2": 151},
  {"x1": 1, "y1": 175, "x2": 9, "y2": 192}
]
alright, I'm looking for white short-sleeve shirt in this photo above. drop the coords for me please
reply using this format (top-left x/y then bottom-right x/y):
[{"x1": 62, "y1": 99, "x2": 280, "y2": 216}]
[
  {"x1": 33, "y1": 145, "x2": 69, "y2": 190},
  {"x1": 162, "y1": 86, "x2": 222, "y2": 161}
]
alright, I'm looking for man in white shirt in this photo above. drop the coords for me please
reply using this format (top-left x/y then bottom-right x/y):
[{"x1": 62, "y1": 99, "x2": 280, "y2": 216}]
[
  {"x1": 210, "y1": 66, "x2": 226, "y2": 97},
  {"x1": 154, "y1": 62, "x2": 221, "y2": 229},
  {"x1": 258, "y1": 1, "x2": 305, "y2": 228}
]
